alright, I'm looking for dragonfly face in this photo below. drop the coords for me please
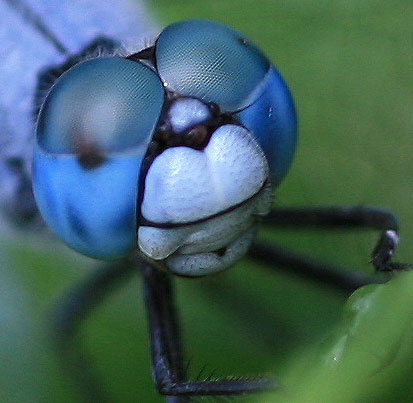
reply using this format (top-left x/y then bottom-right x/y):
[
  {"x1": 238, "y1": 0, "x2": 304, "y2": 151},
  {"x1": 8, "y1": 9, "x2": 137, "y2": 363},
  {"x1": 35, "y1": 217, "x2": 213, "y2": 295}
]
[{"x1": 32, "y1": 19, "x2": 297, "y2": 276}]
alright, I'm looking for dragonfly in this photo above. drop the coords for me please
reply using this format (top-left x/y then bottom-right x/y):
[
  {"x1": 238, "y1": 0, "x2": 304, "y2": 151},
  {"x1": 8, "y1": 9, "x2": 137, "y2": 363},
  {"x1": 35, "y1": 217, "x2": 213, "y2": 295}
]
[{"x1": 0, "y1": 1, "x2": 410, "y2": 402}]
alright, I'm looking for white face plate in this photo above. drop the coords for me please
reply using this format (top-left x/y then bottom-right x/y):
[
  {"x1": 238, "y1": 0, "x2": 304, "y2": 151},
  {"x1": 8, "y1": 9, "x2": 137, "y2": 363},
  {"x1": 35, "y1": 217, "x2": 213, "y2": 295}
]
[
  {"x1": 138, "y1": 180, "x2": 272, "y2": 276},
  {"x1": 137, "y1": 98, "x2": 272, "y2": 276},
  {"x1": 140, "y1": 124, "x2": 269, "y2": 224}
]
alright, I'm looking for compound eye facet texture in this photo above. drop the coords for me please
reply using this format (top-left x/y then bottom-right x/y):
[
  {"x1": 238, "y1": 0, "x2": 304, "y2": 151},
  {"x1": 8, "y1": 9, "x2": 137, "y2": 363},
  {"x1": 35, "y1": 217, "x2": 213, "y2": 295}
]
[
  {"x1": 37, "y1": 57, "x2": 164, "y2": 154},
  {"x1": 33, "y1": 57, "x2": 165, "y2": 260},
  {"x1": 155, "y1": 19, "x2": 270, "y2": 112}
]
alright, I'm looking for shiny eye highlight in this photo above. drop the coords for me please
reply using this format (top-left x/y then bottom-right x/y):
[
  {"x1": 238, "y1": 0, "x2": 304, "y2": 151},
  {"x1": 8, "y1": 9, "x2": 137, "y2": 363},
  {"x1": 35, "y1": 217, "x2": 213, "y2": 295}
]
[
  {"x1": 155, "y1": 19, "x2": 270, "y2": 112},
  {"x1": 36, "y1": 57, "x2": 164, "y2": 156}
]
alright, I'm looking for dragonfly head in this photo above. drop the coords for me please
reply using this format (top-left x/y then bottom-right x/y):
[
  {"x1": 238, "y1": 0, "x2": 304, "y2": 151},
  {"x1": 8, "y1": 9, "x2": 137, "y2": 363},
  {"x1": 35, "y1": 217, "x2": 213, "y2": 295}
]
[{"x1": 32, "y1": 19, "x2": 296, "y2": 276}]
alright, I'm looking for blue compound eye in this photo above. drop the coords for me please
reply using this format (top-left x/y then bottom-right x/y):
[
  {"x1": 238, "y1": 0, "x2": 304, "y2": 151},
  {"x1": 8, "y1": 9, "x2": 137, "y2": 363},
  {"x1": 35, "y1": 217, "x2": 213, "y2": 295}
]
[
  {"x1": 236, "y1": 68, "x2": 297, "y2": 186},
  {"x1": 33, "y1": 57, "x2": 164, "y2": 259},
  {"x1": 155, "y1": 19, "x2": 270, "y2": 112},
  {"x1": 37, "y1": 57, "x2": 164, "y2": 155}
]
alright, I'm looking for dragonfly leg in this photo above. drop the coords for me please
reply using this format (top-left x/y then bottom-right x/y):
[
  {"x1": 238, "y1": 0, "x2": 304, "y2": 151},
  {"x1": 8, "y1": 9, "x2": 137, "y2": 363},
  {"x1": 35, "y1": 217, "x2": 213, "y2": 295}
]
[
  {"x1": 52, "y1": 258, "x2": 135, "y2": 403},
  {"x1": 249, "y1": 241, "x2": 384, "y2": 293},
  {"x1": 142, "y1": 264, "x2": 277, "y2": 398},
  {"x1": 250, "y1": 206, "x2": 410, "y2": 291}
]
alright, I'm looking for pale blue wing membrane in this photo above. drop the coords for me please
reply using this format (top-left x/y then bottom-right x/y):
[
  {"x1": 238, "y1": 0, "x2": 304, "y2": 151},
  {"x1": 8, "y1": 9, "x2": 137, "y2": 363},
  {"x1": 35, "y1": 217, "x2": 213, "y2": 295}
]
[
  {"x1": 0, "y1": 0, "x2": 65, "y2": 222},
  {"x1": 6, "y1": 0, "x2": 155, "y2": 54},
  {"x1": 155, "y1": 19, "x2": 270, "y2": 112},
  {"x1": 0, "y1": 0, "x2": 154, "y2": 223}
]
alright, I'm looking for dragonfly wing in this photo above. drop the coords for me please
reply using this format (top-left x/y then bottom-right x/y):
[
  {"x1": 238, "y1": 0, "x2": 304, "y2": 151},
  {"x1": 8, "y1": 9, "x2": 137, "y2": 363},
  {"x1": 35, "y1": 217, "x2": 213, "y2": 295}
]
[
  {"x1": 23, "y1": 0, "x2": 157, "y2": 54},
  {"x1": 0, "y1": 0, "x2": 156, "y2": 224}
]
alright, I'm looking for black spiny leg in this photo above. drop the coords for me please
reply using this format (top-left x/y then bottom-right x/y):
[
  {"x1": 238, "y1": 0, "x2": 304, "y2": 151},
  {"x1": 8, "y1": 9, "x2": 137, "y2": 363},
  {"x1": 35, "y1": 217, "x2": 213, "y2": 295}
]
[
  {"x1": 52, "y1": 258, "x2": 136, "y2": 403},
  {"x1": 142, "y1": 264, "x2": 277, "y2": 399},
  {"x1": 250, "y1": 206, "x2": 410, "y2": 291},
  {"x1": 265, "y1": 206, "x2": 410, "y2": 272},
  {"x1": 249, "y1": 241, "x2": 384, "y2": 293}
]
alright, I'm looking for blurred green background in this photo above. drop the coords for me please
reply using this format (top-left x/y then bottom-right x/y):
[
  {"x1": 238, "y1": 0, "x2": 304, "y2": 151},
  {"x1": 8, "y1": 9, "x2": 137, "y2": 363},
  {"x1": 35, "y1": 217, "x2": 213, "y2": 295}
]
[{"x1": 1, "y1": 0, "x2": 412, "y2": 402}]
